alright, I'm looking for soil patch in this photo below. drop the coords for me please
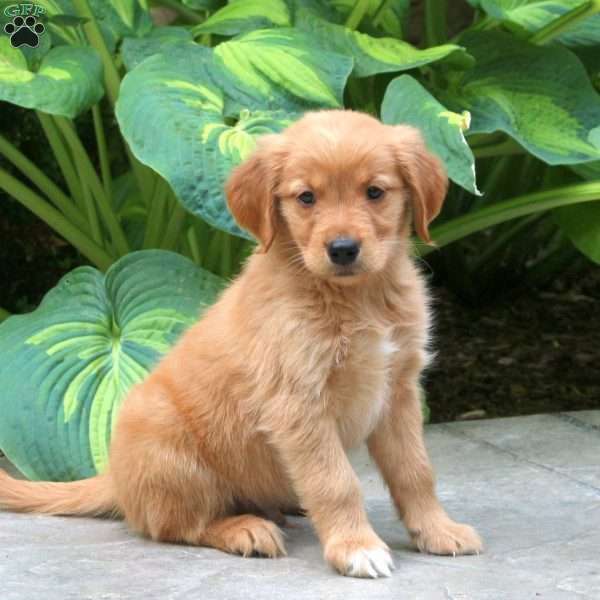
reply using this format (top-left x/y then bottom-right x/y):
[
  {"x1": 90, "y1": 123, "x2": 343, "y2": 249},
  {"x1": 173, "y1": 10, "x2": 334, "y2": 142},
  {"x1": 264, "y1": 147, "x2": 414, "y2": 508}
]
[{"x1": 426, "y1": 267, "x2": 600, "y2": 422}]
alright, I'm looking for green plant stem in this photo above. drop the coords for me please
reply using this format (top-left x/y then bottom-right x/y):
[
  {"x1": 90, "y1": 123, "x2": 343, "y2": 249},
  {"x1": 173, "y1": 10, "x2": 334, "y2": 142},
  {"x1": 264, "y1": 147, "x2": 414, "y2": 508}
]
[
  {"x1": 36, "y1": 112, "x2": 83, "y2": 203},
  {"x1": 467, "y1": 15, "x2": 498, "y2": 32},
  {"x1": 0, "y1": 307, "x2": 10, "y2": 322},
  {"x1": 54, "y1": 117, "x2": 130, "y2": 256},
  {"x1": 206, "y1": 230, "x2": 224, "y2": 273},
  {"x1": 424, "y1": 0, "x2": 447, "y2": 46},
  {"x1": 92, "y1": 104, "x2": 112, "y2": 201},
  {"x1": 422, "y1": 181, "x2": 600, "y2": 255},
  {"x1": 160, "y1": 0, "x2": 205, "y2": 24},
  {"x1": 143, "y1": 178, "x2": 169, "y2": 248},
  {"x1": 471, "y1": 138, "x2": 524, "y2": 159},
  {"x1": 73, "y1": 0, "x2": 152, "y2": 205},
  {"x1": 471, "y1": 213, "x2": 544, "y2": 272},
  {"x1": 530, "y1": 0, "x2": 600, "y2": 44},
  {"x1": 161, "y1": 202, "x2": 188, "y2": 250},
  {"x1": 78, "y1": 162, "x2": 103, "y2": 245},
  {"x1": 346, "y1": 77, "x2": 377, "y2": 115},
  {"x1": 220, "y1": 233, "x2": 232, "y2": 277},
  {"x1": 345, "y1": 0, "x2": 370, "y2": 30},
  {"x1": 187, "y1": 226, "x2": 202, "y2": 264},
  {"x1": 372, "y1": 0, "x2": 395, "y2": 29},
  {"x1": 526, "y1": 236, "x2": 579, "y2": 288},
  {"x1": 0, "y1": 133, "x2": 89, "y2": 232},
  {"x1": 179, "y1": 233, "x2": 195, "y2": 261},
  {"x1": 72, "y1": 0, "x2": 121, "y2": 107},
  {"x1": 235, "y1": 238, "x2": 254, "y2": 267},
  {"x1": 76, "y1": 0, "x2": 152, "y2": 201},
  {"x1": 53, "y1": 117, "x2": 102, "y2": 246},
  {"x1": 481, "y1": 155, "x2": 511, "y2": 194},
  {"x1": 125, "y1": 145, "x2": 154, "y2": 203},
  {"x1": 0, "y1": 168, "x2": 113, "y2": 270}
]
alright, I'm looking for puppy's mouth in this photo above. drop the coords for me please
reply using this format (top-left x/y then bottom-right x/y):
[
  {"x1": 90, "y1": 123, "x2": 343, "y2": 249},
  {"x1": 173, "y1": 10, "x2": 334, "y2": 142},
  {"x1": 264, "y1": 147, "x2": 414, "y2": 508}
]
[
  {"x1": 334, "y1": 268, "x2": 357, "y2": 277},
  {"x1": 331, "y1": 265, "x2": 364, "y2": 279}
]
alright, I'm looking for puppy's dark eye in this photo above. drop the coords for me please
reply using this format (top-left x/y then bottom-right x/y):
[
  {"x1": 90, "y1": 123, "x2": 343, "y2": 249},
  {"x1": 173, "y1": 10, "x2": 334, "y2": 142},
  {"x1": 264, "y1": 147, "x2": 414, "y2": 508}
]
[
  {"x1": 298, "y1": 191, "x2": 315, "y2": 206},
  {"x1": 366, "y1": 186, "x2": 384, "y2": 200}
]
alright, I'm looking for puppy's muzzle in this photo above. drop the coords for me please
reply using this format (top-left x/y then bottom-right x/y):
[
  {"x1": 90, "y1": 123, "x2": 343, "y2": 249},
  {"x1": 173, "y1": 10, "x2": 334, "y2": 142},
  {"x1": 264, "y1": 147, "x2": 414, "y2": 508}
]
[{"x1": 327, "y1": 237, "x2": 361, "y2": 266}]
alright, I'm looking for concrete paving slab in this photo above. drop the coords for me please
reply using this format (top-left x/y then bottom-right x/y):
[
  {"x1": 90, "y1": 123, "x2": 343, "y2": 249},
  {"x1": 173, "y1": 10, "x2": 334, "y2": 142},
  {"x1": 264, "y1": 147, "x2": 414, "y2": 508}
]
[{"x1": 1, "y1": 412, "x2": 599, "y2": 599}]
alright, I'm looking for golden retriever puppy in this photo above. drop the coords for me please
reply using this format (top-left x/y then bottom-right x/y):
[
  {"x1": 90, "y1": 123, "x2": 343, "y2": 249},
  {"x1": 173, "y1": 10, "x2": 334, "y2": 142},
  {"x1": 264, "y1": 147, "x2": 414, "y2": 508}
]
[{"x1": 0, "y1": 110, "x2": 482, "y2": 578}]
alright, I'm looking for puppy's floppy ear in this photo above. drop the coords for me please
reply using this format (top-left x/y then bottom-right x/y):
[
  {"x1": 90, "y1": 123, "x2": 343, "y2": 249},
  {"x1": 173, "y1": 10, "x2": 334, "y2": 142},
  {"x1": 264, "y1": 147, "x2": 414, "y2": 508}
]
[
  {"x1": 391, "y1": 125, "x2": 448, "y2": 244},
  {"x1": 225, "y1": 134, "x2": 287, "y2": 253}
]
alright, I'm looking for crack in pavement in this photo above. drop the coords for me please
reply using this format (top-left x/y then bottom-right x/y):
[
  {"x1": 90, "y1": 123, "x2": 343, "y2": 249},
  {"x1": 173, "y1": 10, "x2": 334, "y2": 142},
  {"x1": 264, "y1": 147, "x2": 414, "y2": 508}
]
[
  {"x1": 439, "y1": 423, "x2": 600, "y2": 497},
  {"x1": 555, "y1": 412, "x2": 600, "y2": 435}
]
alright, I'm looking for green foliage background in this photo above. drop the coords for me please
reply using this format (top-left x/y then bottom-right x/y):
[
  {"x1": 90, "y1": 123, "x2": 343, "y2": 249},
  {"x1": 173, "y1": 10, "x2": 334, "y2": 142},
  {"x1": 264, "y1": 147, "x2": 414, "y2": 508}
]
[{"x1": 0, "y1": 0, "x2": 599, "y2": 479}]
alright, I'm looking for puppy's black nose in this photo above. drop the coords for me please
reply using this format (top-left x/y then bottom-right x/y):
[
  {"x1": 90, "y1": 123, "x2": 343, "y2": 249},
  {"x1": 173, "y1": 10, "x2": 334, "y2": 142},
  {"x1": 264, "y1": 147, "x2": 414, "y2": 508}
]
[{"x1": 327, "y1": 238, "x2": 360, "y2": 266}]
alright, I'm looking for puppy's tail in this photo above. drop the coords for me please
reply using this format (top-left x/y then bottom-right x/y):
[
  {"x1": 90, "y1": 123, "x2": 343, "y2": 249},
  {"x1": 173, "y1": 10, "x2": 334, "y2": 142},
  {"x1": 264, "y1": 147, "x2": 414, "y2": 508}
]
[{"x1": 0, "y1": 469, "x2": 116, "y2": 517}]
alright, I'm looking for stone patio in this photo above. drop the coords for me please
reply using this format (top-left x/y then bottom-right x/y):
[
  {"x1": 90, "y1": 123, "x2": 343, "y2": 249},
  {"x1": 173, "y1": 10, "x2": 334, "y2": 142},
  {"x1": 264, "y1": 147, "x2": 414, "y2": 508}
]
[{"x1": 1, "y1": 411, "x2": 598, "y2": 599}]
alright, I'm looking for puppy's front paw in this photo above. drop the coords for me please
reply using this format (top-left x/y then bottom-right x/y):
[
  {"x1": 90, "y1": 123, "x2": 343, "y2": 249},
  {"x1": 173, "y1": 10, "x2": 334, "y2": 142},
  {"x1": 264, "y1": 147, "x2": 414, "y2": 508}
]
[
  {"x1": 325, "y1": 537, "x2": 395, "y2": 578},
  {"x1": 410, "y1": 515, "x2": 482, "y2": 556}
]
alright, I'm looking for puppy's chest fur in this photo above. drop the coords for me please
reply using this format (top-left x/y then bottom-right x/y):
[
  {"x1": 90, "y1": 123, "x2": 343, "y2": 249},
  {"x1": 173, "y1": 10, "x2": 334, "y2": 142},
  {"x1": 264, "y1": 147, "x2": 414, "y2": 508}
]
[{"x1": 326, "y1": 327, "x2": 398, "y2": 449}]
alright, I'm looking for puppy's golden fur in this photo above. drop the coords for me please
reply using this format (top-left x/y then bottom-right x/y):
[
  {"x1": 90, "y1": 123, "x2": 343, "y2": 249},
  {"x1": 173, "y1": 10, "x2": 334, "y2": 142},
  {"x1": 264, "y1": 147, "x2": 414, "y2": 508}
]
[{"x1": 0, "y1": 110, "x2": 482, "y2": 578}]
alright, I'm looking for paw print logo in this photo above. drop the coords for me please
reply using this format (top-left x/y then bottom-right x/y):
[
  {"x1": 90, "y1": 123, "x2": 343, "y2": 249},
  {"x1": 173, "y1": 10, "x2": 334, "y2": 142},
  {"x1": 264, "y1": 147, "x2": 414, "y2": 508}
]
[{"x1": 4, "y1": 15, "x2": 45, "y2": 48}]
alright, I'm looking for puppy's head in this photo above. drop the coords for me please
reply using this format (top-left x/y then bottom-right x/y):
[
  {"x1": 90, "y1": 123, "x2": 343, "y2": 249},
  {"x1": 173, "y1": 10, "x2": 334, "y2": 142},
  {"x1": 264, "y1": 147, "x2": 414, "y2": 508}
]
[{"x1": 226, "y1": 110, "x2": 447, "y2": 283}]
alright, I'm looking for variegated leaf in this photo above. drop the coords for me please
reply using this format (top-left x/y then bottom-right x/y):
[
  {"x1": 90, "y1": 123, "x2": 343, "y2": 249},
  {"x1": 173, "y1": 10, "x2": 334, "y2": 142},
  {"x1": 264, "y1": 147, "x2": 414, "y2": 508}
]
[
  {"x1": 193, "y1": 0, "x2": 291, "y2": 36},
  {"x1": 382, "y1": 75, "x2": 480, "y2": 196},
  {"x1": 116, "y1": 39, "x2": 344, "y2": 237},
  {"x1": 479, "y1": 0, "x2": 600, "y2": 46},
  {"x1": 448, "y1": 31, "x2": 600, "y2": 165},
  {"x1": 0, "y1": 251, "x2": 225, "y2": 481},
  {"x1": 0, "y1": 38, "x2": 103, "y2": 117},
  {"x1": 212, "y1": 28, "x2": 352, "y2": 113},
  {"x1": 294, "y1": 6, "x2": 472, "y2": 77}
]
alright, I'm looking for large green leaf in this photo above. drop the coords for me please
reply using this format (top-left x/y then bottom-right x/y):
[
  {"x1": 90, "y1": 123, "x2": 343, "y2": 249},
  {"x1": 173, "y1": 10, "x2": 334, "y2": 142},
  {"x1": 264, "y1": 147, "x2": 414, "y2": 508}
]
[
  {"x1": 0, "y1": 250, "x2": 226, "y2": 481},
  {"x1": 558, "y1": 14, "x2": 600, "y2": 46},
  {"x1": 116, "y1": 43, "x2": 296, "y2": 237},
  {"x1": 294, "y1": 7, "x2": 472, "y2": 77},
  {"x1": 556, "y1": 160, "x2": 600, "y2": 263},
  {"x1": 554, "y1": 201, "x2": 600, "y2": 263},
  {"x1": 571, "y1": 159, "x2": 600, "y2": 179},
  {"x1": 193, "y1": 0, "x2": 291, "y2": 36},
  {"x1": 0, "y1": 39, "x2": 103, "y2": 117},
  {"x1": 101, "y1": 0, "x2": 152, "y2": 35},
  {"x1": 382, "y1": 75, "x2": 480, "y2": 196},
  {"x1": 479, "y1": 0, "x2": 585, "y2": 28},
  {"x1": 212, "y1": 28, "x2": 353, "y2": 113},
  {"x1": 121, "y1": 26, "x2": 193, "y2": 71},
  {"x1": 479, "y1": 0, "x2": 600, "y2": 46},
  {"x1": 450, "y1": 31, "x2": 600, "y2": 165},
  {"x1": 89, "y1": 0, "x2": 152, "y2": 49}
]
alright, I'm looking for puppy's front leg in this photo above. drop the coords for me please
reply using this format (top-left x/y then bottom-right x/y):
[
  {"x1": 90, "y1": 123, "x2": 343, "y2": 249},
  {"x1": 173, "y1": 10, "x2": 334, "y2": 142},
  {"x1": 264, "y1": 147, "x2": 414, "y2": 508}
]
[
  {"x1": 368, "y1": 375, "x2": 483, "y2": 556},
  {"x1": 272, "y1": 418, "x2": 394, "y2": 578}
]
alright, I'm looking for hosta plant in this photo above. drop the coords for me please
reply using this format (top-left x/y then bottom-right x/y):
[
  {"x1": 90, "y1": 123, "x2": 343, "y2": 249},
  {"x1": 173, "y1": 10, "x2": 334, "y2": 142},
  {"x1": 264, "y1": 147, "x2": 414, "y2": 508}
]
[{"x1": 1, "y1": 0, "x2": 600, "y2": 478}]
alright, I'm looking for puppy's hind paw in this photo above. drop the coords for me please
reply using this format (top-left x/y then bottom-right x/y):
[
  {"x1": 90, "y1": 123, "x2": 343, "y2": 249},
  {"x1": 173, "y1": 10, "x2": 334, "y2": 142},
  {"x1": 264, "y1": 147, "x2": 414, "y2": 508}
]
[{"x1": 201, "y1": 515, "x2": 287, "y2": 558}]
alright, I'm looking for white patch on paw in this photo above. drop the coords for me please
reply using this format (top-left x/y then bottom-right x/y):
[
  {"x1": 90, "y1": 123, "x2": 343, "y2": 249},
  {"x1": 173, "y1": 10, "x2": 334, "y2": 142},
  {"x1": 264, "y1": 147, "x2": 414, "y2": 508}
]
[{"x1": 345, "y1": 547, "x2": 395, "y2": 579}]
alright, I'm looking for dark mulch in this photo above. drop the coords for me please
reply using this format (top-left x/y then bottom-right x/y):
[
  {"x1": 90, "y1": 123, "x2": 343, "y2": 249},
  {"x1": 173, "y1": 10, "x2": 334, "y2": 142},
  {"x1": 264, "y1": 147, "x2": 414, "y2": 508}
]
[
  {"x1": 426, "y1": 267, "x2": 600, "y2": 423},
  {"x1": 0, "y1": 205, "x2": 82, "y2": 314}
]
